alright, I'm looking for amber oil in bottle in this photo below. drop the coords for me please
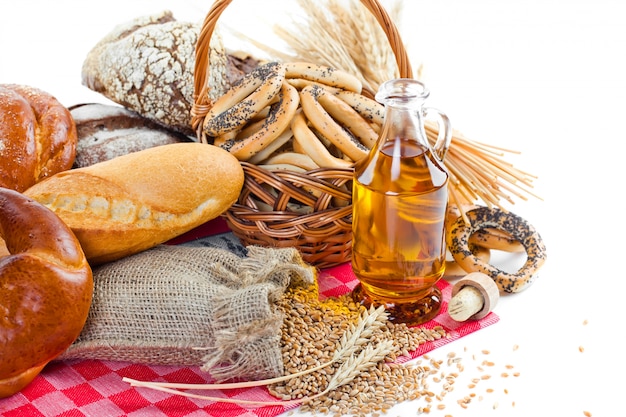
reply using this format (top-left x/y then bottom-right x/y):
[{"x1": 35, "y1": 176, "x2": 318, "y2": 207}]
[{"x1": 351, "y1": 79, "x2": 451, "y2": 326}]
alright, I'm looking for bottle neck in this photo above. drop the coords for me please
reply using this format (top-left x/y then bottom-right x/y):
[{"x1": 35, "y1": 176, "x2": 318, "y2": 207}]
[
  {"x1": 376, "y1": 104, "x2": 429, "y2": 150},
  {"x1": 371, "y1": 78, "x2": 450, "y2": 164}
]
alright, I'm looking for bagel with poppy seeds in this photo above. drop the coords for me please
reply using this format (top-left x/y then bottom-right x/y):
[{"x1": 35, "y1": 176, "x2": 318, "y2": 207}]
[
  {"x1": 446, "y1": 206, "x2": 547, "y2": 293},
  {"x1": 446, "y1": 204, "x2": 524, "y2": 253},
  {"x1": 299, "y1": 84, "x2": 369, "y2": 162}
]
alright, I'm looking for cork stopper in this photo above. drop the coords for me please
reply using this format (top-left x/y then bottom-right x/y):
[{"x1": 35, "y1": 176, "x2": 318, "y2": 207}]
[{"x1": 448, "y1": 272, "x2": 500, "y2": 321}]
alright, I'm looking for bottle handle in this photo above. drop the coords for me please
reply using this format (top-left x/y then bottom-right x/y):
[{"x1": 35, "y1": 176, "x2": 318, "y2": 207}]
[{"x1": 423, "y1": 107, "x2": 452, "y2": 162}]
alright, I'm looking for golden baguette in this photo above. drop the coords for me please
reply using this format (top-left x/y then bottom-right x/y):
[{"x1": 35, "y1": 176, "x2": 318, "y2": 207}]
[{"x1": 24, "y1": 142, "x2": 244, "y2": 265}]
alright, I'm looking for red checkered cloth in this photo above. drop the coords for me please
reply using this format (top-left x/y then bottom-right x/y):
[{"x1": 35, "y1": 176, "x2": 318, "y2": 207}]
[{"x1": 0, "y1": 219, "x2": 499, "y2": 417}]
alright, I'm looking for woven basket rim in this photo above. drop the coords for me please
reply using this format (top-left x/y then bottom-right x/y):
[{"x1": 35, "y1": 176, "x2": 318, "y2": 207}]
[
  {"x1": 191, "y1": 0, "x2": 413, "y2": 132},
  {"x1": 191, "y1": 0, "x2": 413, "y2": 267}
]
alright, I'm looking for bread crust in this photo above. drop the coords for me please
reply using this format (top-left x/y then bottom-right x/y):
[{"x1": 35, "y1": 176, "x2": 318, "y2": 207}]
[
  {"x1": 0, "y1": 84, "x2": 77, "y2": 192},
  {"x1": 70, "y1": 103, "x2": 192, "y2": 167},
  {"x1": 0, "y1": 188, "x2": 92, "y2": 398},
  {"x1": 24, "y1": 142, "x2": 244, "y2": 264},
  {"x1": 81, "y1": 11, "x2": 199, "y2": 135},
  {"x1": 81, "y1": 11, "x2": 259, "y2": 136}
]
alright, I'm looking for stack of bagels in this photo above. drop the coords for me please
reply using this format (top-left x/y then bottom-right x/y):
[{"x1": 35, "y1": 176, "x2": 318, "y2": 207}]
[{"x1": 195, "y1": 60, "x2": 384, "y2": 171}]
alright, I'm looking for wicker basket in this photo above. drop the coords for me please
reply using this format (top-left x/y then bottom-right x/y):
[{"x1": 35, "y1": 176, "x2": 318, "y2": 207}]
[{"x1": 191, "y1": 0, "x2": 413, "y2": 268}]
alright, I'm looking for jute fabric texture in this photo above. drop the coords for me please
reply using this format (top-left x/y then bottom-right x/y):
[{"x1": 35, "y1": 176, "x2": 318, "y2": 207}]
[{"x1": 59, "y1": 244, "x2": 315, "y2": 382}]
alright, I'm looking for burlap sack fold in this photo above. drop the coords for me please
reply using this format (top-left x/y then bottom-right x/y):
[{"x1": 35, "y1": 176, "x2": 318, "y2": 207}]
[{"x1": 57, "y1": 244, "x2": 315, "y2": 382}]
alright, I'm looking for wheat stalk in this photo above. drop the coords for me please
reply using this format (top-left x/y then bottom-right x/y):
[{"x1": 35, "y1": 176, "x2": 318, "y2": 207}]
[
  {"x1": 424, "y1": 124, "x2": 540, "y2": 209},
  {"x1": 327, "y1": 0, "x2": 399, "y2": 92},
  {"x1": 122, "y1": 339, "x2": 395, "y2": 407},
  {"x1": 122, "y1": 305, "x2": 390, "y2": 405},
  {"x1": 234, "y1": 0, "x2": 540, "y2": 210},
  {"x1": 223, "y1": 0, "x2": 403, "y2": 94},
  {"x1": 207, "y1": 0, "x2": 541, "y2": 211},
  {"x1": 331, "y1": 305, "x2": 389, "y2": 361},
  {"x1": 324, "y1": 340, "x2": 395, "y2": 393}
]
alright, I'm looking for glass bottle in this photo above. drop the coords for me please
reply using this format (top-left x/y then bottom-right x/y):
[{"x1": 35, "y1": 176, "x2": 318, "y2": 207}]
[{"x1": 351, "y1": 78, "x2": 452, "y2": 326}]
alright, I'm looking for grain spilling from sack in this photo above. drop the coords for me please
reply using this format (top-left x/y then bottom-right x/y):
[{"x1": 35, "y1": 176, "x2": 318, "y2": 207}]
[
  {"x1": 269, "y1": 281, "x2": 451, "y2": 415},
  {"x1": 269, "y1": 283, "x2": 526, "y2": 415}
]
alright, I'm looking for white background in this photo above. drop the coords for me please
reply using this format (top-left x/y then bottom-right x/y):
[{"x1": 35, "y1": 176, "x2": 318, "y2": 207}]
[{"x1": 1, "y1": 1, "x2": 624, "y2": 416}]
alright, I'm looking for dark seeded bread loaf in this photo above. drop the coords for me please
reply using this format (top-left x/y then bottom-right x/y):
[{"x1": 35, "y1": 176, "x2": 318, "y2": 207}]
[
  {"x1": 70, "y1": 103, "x2": 192, "y2": 168},
  {"x1": 81, "y1": 10, "x2": 260, "y2": 135}
]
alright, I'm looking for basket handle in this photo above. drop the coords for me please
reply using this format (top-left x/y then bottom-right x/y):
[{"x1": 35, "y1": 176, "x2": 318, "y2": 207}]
[{"x1": 191, "y1": 0, "x2": 413, "y2": 135}]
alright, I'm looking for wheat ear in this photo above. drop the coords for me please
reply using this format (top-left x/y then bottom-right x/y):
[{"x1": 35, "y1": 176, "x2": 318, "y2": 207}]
[{"x1": 123, "y1": 306, "x2": 389, "y2": 400}]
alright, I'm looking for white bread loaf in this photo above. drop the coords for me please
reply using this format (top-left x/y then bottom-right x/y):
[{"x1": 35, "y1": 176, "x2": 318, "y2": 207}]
[{"x1": 24, "y1": 142, "x2": 244, "y2": 265}]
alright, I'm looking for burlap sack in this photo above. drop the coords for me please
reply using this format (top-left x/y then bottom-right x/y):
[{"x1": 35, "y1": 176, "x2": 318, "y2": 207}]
[{"x1": 58, "y1": 244, "x2": 315, "y2": 382}]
